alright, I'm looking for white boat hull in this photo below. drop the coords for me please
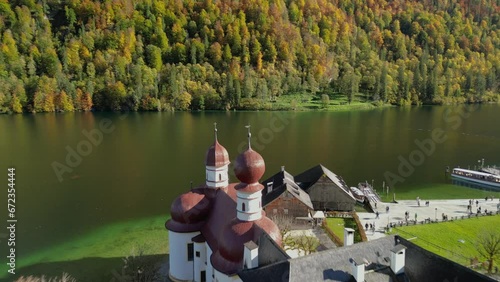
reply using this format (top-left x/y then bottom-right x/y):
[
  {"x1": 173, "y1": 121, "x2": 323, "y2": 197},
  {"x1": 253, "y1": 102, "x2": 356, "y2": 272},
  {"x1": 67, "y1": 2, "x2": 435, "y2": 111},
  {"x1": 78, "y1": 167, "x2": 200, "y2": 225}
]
[{"x1": 451, "y1": 174, "x2": 500, "y2": 189}]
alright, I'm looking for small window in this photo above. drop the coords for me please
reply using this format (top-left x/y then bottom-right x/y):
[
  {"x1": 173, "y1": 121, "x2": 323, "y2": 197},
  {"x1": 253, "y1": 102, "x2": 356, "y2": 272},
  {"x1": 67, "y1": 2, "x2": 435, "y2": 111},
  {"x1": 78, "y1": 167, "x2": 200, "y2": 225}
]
[
  {"x1": 219, "y1": 174, "x2": 222, "y2": 181},
  {"x1": 196, "y1": 251, "x2": 200, "y2": 257},
  {"x1": 242, "y1": 202, "x2": 246, "y2": 212},
  {"x1": 187, "y1": 243, "x2": 194, "y2": 261},
  {"x1": 201, "y1": 271, "x2": 206, "y2": 282},
  {"x1": 259, "y1": 201, "x2": 261, "y2": 208},
  {"x1": 284, "y1": 209, "x2": 289, "y2": 215}
]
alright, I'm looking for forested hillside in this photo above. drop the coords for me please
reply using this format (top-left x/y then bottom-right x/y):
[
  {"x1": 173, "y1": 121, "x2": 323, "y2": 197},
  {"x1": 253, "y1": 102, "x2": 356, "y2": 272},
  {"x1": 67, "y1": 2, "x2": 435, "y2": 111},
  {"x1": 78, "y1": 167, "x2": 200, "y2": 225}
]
[{"x1": 0, "y1": 0, "x2": 499, "y2": 112}]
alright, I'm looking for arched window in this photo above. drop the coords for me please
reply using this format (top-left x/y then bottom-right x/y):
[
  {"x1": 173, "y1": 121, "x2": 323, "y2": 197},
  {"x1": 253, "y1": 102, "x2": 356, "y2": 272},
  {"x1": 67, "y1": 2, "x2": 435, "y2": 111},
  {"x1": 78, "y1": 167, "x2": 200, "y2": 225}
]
[
  {"x1": 242, "y1": 202, "x2": 246, "y2": 212},
  {"x1": 219, "y1": 173, "x2": 222, "y2": 181}
]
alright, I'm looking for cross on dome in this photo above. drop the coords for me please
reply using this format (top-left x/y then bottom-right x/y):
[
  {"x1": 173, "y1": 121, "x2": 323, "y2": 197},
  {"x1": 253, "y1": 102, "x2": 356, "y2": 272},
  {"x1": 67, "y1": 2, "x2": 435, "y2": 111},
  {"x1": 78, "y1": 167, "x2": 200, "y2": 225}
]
[
  {"x1": 245, "y1": 124, "x2": 251, "y2": 149},
  {"x1": 214, "y1": 122, "x2": 218, "y2": 141}
]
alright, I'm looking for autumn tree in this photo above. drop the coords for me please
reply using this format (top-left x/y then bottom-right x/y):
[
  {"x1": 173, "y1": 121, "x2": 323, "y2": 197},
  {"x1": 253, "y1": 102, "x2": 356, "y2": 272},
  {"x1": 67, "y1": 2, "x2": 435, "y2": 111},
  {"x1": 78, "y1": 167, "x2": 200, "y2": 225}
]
[
  {"x1": 0, "y1": 0, "x2": 499, "y2": 112},
  {"x1": 476, "y1": 228, "x2": 500, "y2": 274},
  {"x1": 295, "y1": 232, "x2": 320, "y2": 256},
  {"x1": 54, "y1": 90, "x2": 75, "y2": 112},
  {"x1": 270, "y1": 215, "x2": 295, "y2": 251}
]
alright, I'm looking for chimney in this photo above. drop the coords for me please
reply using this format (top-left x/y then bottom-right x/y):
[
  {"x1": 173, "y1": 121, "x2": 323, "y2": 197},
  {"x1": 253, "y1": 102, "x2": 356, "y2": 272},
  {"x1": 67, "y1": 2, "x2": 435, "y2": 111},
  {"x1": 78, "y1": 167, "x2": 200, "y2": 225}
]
[
  {"x1": 267, "y1": 182, "x2": 273, "y2": 193},
  {"x1": 281, "y1": 166, "x2": 285, "y2": 172},
  {"x1": 344, "y1": 228, "x2": 355, "y2": 246},
  {"x1": 244, "y1": 241, "x2": 259, "y2": 269},
  {"x1": 390, "y1": 245, "x2": 407, "y2": 275},
  {"x1": 350, "y1": 258, "x2": 365, "y2": 282}
]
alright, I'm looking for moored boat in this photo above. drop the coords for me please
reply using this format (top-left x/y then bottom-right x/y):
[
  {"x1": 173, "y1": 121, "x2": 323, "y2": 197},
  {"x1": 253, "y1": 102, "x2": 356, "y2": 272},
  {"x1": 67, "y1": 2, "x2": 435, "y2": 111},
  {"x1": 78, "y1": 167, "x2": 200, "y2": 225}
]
[
  {"x1": 451, "y1": 168, "x2": 500, "y2": 190},
  {"x1": 350, "y1": 186, "x2": 365, "y2": 203}
]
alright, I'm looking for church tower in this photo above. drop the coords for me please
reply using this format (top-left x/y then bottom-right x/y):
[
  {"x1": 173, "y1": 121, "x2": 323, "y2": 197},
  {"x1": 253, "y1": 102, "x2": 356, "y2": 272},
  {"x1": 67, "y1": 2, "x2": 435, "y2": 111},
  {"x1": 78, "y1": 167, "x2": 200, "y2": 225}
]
[
  {"x1": 234, "y1": 125, "x2": 265, "y2": 221},
  {"x1": 205, "y1": 123, "x2": 230, "y2": 188}
]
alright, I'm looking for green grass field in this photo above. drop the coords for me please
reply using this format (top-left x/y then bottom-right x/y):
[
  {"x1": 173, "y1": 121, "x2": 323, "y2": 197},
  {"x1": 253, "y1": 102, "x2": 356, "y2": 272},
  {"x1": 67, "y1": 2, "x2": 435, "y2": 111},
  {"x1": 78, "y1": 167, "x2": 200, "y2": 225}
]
[
  {"x1": 269, "y1": 92, "x2": 386, "y2": 112},
  {"x1": 325, "y1": 217, "x2": 363, "y2": 245},
  {"x1": 326, "y1": 218, "x2": 346, "y2": 244},
  {"x1": 389, "y1": 215, "x2": 500, "y2": 267},
  {"x1": 379, "y1": 184, "x2": 500, "y2": 202}
]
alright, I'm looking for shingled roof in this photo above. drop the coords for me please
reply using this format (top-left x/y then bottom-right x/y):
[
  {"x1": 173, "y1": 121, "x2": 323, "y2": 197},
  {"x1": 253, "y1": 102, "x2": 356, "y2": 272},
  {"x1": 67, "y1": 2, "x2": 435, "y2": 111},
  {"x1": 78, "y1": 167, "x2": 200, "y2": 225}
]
[
  {"x1": 289, "y1": 235, "x2": 399, "y2": 282},
  {"x1": 261, "y1": 169, "x2": 314, "y2": 210},
  {"x1": 294, "y1": 164, "x2": 355, "y2": 200},
  {"x1": 286, "y1": 235, "x2": 495, "y2": 282}
]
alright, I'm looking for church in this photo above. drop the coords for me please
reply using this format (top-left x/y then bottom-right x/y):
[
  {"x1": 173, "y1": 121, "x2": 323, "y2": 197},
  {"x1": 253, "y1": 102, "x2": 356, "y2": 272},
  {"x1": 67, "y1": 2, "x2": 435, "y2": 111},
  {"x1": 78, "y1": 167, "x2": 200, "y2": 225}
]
[
  {"x1": 165, "y1": 126, "x2": 495, "y2": 282},
  {"x1": 165, "y1": 125, "x2": 286, "y2": 282}
]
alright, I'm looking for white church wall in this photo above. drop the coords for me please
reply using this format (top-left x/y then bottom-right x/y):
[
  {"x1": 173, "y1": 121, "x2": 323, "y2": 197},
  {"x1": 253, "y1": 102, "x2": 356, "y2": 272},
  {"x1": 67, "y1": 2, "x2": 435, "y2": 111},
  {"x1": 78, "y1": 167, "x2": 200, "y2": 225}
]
[
  {"x1": 168, "y1": 230, "x2": 199, "y2": 281},
  {"x1": 194, "y1": 241, "x2": 207, "y2": 282}
]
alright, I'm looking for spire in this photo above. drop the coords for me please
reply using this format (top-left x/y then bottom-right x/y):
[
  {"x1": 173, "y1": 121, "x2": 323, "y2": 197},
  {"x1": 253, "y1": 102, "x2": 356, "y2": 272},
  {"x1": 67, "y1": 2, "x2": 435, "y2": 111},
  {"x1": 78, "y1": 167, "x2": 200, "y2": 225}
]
[
  {"x1": 214, "y1": 122, "x2": 218, "y2": 142},
  {"x1": 245, "y1": 124, "x2": 251, "y2": 149}
]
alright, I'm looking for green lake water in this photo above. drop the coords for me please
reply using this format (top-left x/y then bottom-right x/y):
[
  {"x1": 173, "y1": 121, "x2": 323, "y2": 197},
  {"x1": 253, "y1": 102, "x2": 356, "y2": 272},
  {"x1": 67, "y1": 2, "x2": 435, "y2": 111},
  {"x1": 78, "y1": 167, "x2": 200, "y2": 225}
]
[{"x1": 1, "y1": 105, "x2": 500, "y2": 278}]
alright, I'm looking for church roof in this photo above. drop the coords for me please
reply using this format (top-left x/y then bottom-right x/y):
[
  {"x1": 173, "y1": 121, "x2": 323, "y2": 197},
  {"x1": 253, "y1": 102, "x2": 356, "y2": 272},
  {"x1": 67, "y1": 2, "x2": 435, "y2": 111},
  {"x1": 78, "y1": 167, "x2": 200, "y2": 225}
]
[
  {"x1": 201, "y1": 183, "x2": 281, "y2": 275},
  {"x1": 165, "y1": 189, "x2": 212, "y2": 232},
  {"x1": 205, "y1": 140, "x2": 230, "y2": 167}
]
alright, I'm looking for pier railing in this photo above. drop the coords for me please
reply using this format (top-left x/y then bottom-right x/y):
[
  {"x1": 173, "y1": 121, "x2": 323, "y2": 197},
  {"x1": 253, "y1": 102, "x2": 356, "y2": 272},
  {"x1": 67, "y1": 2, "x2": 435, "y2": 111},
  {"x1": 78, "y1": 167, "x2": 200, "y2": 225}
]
[{"x1": 387, "y1": 210, "x2": 499, "y2": 228}]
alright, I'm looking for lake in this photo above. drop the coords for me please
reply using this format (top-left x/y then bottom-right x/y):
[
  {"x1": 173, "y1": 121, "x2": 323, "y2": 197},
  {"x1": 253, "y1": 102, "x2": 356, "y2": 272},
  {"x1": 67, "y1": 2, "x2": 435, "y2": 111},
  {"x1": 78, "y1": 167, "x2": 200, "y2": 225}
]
[{"x1": 1, "y1": 104, "x2": 500, "y2": 263}]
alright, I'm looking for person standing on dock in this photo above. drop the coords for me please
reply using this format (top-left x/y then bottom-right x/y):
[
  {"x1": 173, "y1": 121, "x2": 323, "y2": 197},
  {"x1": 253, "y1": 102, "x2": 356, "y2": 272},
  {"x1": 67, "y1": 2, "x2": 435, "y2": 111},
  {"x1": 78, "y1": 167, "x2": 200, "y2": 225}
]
[
  {"x1": 414, "y1": 213, "x2": 418, "y2": 221},
  {"x1": 375, "y1": 211, "x2": 380, "y2": 219}
]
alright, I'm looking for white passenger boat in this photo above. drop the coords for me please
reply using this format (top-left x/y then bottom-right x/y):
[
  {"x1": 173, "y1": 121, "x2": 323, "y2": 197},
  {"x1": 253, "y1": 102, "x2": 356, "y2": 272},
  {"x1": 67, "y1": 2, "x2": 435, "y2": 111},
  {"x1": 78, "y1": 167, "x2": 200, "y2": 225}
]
[{"x1": 451, "y1": 168, "x2": 500, "y2": 190}]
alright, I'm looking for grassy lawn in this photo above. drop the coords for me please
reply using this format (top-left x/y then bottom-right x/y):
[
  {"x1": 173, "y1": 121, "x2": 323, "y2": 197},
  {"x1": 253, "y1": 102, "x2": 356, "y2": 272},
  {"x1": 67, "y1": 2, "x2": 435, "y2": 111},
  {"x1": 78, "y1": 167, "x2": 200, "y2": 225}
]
[
  {"x1": 269, "y1": 92, "x2": 386, "y2": 112},
  {"x1": 389, "y1": 215, "x2": 500, "y2": 267},
  {"x1": 379, "y1": 184, "x2": 500, "y2": 202},
  {"x1": 2, "y1": 215, "x2": 169, "y2": 281},
  {"x1": 326, "y1": 218, "x2": 345, "y2": 243},
  {"x1": 325, "y1": 217, "x2": 363, "y2": 245}
]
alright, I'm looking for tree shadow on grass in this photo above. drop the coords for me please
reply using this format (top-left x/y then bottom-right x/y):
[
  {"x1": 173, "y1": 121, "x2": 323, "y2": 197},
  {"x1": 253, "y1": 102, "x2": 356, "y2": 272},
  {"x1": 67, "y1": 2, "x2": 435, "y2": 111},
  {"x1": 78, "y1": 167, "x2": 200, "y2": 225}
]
[{"x1": 8, "y1": 254, "x2": 170, "y2": 282}]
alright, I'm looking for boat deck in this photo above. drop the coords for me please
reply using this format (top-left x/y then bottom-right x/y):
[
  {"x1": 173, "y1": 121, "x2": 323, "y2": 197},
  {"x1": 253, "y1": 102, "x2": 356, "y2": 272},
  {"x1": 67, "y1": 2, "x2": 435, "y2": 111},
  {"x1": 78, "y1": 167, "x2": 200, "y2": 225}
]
[{"x1": 481, "y1": 167, "x2": 500, "y2": 176}]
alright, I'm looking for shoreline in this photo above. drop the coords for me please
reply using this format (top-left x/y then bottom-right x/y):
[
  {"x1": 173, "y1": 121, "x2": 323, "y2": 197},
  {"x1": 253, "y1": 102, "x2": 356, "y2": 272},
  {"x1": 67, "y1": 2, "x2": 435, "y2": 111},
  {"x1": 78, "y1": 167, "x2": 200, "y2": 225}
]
[{"x1": 2, "y1": 101, "x2": 499, "y2": 115}]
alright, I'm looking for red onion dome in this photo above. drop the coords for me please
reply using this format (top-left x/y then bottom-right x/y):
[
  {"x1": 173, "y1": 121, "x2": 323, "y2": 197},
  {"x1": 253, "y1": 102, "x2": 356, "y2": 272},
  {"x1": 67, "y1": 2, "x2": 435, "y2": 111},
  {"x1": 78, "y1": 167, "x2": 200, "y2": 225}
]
[
  {"x1": 205, "y1": 140, "x2": 230, "y2": 167},
  {"x1": 170, "y1": 191, "x2": 211, "y2": 224},
  {"x1": 218, "y1": 219, "x2": 256, "y2": 262},
  {"x1": 212, "y1": 217, "x2": 282, "y2": 274},
  {"x1": 234, "y1": 148, "x2": 265, "y2": 184},
  {"x1": 256, "y1": 216, "x2": 282, "y2": 246}
]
